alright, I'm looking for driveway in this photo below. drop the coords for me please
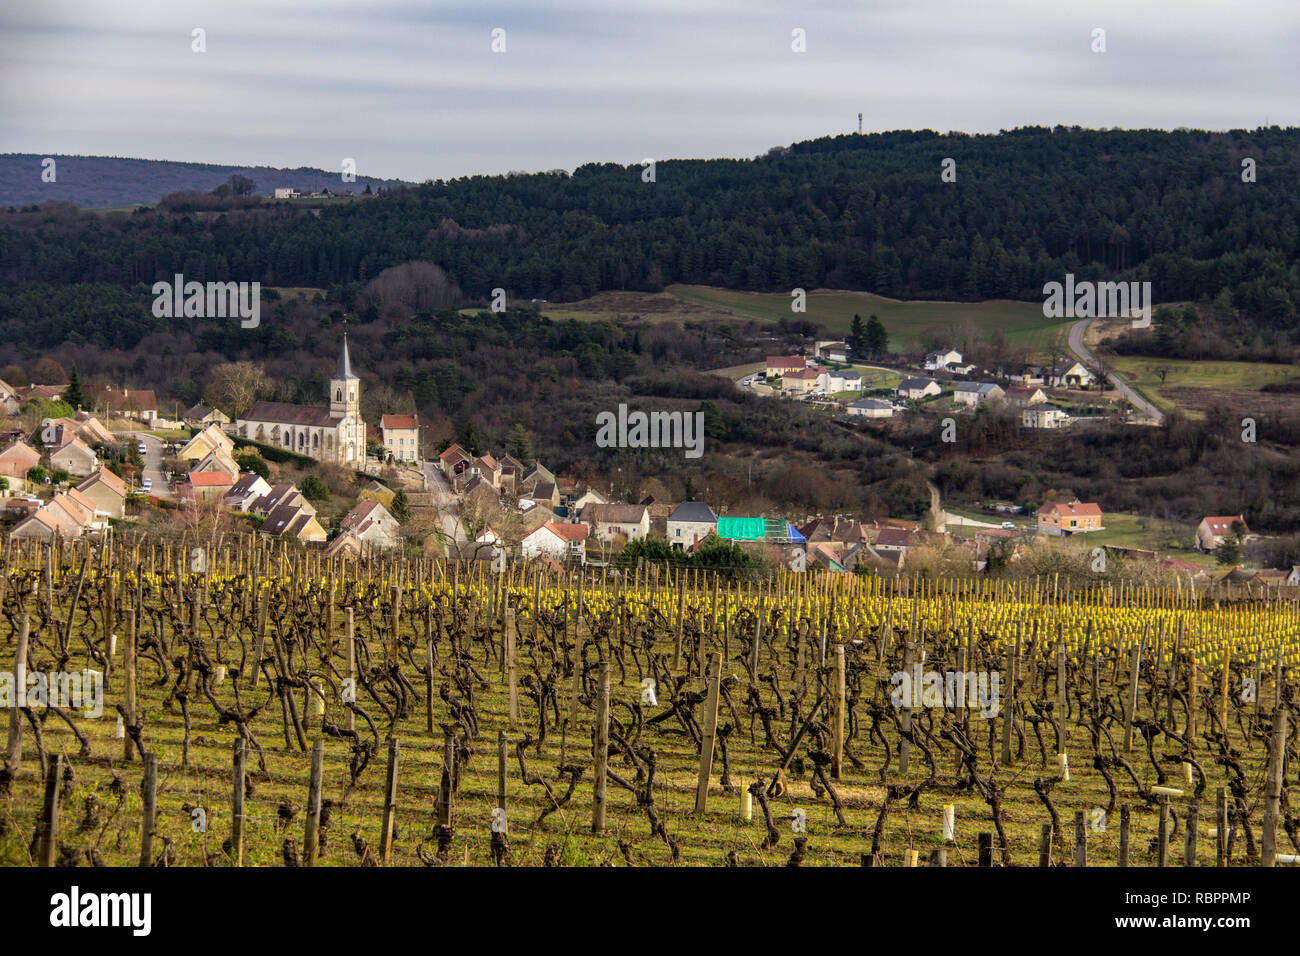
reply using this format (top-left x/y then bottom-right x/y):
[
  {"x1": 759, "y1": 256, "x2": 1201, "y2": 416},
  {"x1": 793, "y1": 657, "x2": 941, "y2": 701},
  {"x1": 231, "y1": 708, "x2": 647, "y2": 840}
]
[{"x1": 1068, "y1": 318, "x2": 1165, "y2": 425}]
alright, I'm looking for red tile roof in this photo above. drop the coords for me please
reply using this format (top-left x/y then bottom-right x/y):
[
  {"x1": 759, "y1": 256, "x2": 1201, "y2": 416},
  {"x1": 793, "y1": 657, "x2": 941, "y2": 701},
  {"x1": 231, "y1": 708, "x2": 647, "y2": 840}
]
[
  {"x1": 381, "y1": 414, "x2": 419, "y2": 430},
  {"x1": 188, "y1": 471, "x2": 234, "y2": 487},
  {"x1": 1038, "y1": 501, "x2": 1102, "y2": 518},
  {"x1": 1200, "y1": 515, "x2": 1247, "y2": 535},
  {"x1": 542, "y1": 520, "x2": 588, "y2": 542}
]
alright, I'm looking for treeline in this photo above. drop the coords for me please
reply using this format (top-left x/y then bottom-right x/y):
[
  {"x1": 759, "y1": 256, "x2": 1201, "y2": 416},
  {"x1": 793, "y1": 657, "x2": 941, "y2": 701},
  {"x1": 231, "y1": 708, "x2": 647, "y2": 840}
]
[{"x1": 2, "y1": 127, "x2": 1298, "y2": 327}]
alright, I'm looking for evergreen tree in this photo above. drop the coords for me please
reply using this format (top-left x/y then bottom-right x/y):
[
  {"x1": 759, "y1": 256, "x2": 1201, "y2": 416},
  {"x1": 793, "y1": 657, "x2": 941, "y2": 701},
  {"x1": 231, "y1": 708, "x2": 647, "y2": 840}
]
[
  {"x1": 64, "y1": 367, "x2": 84, "y2": 409},
  {"x1": 848, "y1": 314, "x2": 866, "y2": 360},
  {"x1": 865, "y1": 314, "x2": 888, "y2": 359},
  {"x1": 459, "y1": 417, "x2": 482, "y2": 456},
  {"x1": 391, "y1": 490, "x2": 410, "y2": 523},
  {"x1": 505, "y1": 423, "x2": 533, "y2": 463}
]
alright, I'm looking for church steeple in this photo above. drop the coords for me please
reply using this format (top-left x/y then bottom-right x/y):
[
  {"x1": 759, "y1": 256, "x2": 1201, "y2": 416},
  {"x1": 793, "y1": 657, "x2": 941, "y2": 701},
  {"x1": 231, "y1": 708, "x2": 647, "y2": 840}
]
[
  {"x1": 336, "y1": 331, "x2": 356, "y2": 381},
  {"x1": 329, "y1": 331, "x2": 359, "y2": 419}
]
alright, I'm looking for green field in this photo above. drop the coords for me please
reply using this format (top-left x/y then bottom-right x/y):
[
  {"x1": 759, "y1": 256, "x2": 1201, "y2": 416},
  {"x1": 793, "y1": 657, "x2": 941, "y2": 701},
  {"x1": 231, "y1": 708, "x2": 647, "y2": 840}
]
[
  {"x1": 667, "y1": 285, "x2": 1071, "y2": 353},
  {"x1": 1109, "y1": 357, "x2": 1300, "y2": 413},
  {"x1": 943, "y1": 506, "x2": 1217, "y2": 568}
]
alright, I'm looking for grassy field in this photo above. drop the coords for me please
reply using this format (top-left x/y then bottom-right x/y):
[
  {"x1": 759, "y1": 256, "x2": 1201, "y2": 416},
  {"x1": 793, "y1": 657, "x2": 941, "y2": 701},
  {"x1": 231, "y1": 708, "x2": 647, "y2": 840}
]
[
  {"x1": 1109, "y1": 358, "x2": 1300, "y2": 415},
  {"x1": 667, "y1": 285, "x2": 1072, "y2": 353},
  {"x1": 942, "y1": 507, "x2": 1217, "y2": 569},
  {"x1": 526, "y1": 286, "x2": 1070, "y2": 355}
]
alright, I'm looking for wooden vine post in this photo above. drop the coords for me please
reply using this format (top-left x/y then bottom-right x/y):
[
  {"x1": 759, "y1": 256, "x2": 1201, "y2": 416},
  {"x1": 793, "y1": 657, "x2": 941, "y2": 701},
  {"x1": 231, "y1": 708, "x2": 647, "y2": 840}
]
[
  {"x1": 592, "y1": 662, "x2": 610, "y2": 833},
  {"x1": 379, "y1": 737, "x2": 400, "y2": 864},
  {"x1": 304, "y1": 739, "x2": 324, "y2": 866},
  {"x1": 694, "y1": 653, "x2": 722, "y2": 812}
]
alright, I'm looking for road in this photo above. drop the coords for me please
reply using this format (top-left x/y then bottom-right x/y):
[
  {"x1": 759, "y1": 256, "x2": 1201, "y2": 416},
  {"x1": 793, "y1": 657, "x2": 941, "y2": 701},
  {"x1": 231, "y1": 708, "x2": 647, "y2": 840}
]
[
  {"x1": 117, "y1": 431, "x2": 173, "y2": 498},
  {"x1": 419, "y1": 459, "x2": 463, "y2": 553},
  {"x1": 1068, "y1": 318, "x2": 1165, "y2": 425}
]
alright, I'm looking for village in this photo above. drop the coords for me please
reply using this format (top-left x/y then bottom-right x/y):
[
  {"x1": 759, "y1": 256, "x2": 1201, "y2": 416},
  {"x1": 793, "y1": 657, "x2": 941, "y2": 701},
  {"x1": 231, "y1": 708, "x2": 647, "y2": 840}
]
[
  {"x1": 0, "y1": 337, "x2": 1291, "y2": 592},
  {"x1": 744, "y1": 341, "x2": 1123, "y2": 430}
]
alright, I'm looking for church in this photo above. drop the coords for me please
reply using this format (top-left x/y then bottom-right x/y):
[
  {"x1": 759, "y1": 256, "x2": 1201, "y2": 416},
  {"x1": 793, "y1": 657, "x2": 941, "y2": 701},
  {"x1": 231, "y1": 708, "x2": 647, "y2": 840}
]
[{"x1": 234, "y1": 334, "x2": 367, "y2": 466}]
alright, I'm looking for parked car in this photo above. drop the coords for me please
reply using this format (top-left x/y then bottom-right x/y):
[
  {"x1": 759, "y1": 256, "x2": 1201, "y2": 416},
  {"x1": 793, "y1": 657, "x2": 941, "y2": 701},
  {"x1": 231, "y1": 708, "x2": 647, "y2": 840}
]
[
  {"x1": 1001, "y1": 521, "x2": 1016, "y2": 529},
  {"x1": 141, "y1": 477, "x2": 153, "y2": 492},
  {"x1": 137, "y1": 441, "x2": 148, "y2": 455}
]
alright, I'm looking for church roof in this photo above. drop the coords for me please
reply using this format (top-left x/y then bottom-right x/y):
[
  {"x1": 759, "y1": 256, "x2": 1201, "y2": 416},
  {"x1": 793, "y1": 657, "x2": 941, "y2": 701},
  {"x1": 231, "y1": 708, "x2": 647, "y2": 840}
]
[
  {"x1": 243, "y1": 401, "x2": 342, "y2": 428},
  {"x1": 336, "y1": 333, "x2": 356, "y2": 380}
]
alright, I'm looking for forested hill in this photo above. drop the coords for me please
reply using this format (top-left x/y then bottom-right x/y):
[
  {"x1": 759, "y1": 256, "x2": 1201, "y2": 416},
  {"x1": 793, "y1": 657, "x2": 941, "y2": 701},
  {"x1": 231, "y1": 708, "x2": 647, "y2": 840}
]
[
  {"x1": 2, "y1": 127, "x2": 1299, "y2": 331},
  {"x1": 0, "y1": 154, "x2": 412, "y2": 208}
]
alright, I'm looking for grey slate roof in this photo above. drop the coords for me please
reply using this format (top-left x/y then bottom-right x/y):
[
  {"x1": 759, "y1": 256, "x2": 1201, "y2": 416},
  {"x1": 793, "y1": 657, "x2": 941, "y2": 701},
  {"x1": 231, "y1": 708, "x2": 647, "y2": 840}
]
[
  {"x1": 668, "y1": 501, "x2": 718, "y2": 524},
  {"x1": 336, "y1": 333, "x2": 356, "y2": 380}
]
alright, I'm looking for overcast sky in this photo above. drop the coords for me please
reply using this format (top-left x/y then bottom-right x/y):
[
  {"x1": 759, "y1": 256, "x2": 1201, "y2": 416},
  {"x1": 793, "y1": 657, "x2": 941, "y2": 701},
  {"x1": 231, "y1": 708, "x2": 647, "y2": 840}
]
[{"x1": 2, "y1": 0, "x2": 1297, "y2": 181}]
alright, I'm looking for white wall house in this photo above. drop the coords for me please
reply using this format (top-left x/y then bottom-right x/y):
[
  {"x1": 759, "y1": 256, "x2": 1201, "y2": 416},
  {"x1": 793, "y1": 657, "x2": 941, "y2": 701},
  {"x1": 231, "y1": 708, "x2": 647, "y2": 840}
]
[{"x1": 924, "y1": 349, "x2": 963, "y2": 371}]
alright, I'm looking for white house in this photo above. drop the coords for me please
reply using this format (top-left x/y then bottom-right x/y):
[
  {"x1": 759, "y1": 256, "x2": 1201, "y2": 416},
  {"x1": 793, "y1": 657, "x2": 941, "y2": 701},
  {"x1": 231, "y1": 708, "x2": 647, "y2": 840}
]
[
  {"x1": 666, "y1": 501, "x2": 718, "y2": 550},
  {"x1": 224, "y1": 472, "x2": 273, "y2": 512},
  {"x1": 380, "y1": 414, "x2": 420, "y2": 463},
  {"x1": 817, "y1": 342, "x2": 850, "y2": 363},
  {"x1": 826, "y1": 370, "x2": 863, "y2": 392},
  {"x1": 340, "y1": 499, "x2": 402, "y2": 550},
  {"x1": 954, "y1": 382, "x2": 1005, "y2": 406},
  {"x1": 897, "y1": 378, "x2": 941, "y2": 400},
  {"x1": 1022, "y1": 406, "x2": 1071, "y2": 429},
  {"x1": 924, "y1": 349, "x2": 963, "y2": 372},
  {"x1": 571, "y1": 487, "x2": 608, "y2": 512},
  {"x1": 846, "y1": 398, "x2": 894, "y2": 418},
  {"x1": 521, "y1": 520, "x2": 588, "y2": 560},
  {"x1": 584, "y1": 503, "x2": 650, "y2": 543},
  {"x1": 274, "y1": 188, "x2": 300, "y2": 199},
  {"x1": 1049, "y1": 361, "x2": 1095, "y2": 389},
  {"x1": 50, "y1": 437, "x2": 97, "y2": 478}
]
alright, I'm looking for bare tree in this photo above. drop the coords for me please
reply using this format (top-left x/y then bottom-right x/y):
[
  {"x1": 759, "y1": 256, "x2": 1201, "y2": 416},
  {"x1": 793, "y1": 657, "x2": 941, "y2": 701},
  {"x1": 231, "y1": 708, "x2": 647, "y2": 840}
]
[
  {"x1": 362, "y1": 261, "x2": 463, "y2": 315},
  {"x1": 204, "y1": 361, "x2": 271, "y2": 419}
]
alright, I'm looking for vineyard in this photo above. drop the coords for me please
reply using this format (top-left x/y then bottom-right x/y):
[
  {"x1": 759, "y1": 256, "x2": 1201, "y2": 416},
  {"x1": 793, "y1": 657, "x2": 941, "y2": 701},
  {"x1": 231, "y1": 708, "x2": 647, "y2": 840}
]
[{"x1": 1, "y1": 534, "x2": 1297, "y2": 868}]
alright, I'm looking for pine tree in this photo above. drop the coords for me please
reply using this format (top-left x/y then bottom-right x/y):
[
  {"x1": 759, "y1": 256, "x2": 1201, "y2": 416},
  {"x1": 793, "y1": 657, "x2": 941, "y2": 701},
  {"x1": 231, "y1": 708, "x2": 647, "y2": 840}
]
[
  {"x1": 459, "y1": 417, "x2": 482, "y2": 456},
  {"x1": 848, "y1": 314, "x2": 865, "y2": 360},
  {"x1": 865, "y1": 314, "x2": 888, "y2": 359},
  {"x1": 64, "y1": 367, "x2": 84, "y2": 410},
  {"x1": 505, "y1": 423, "x2": 533, "y2": 463}
]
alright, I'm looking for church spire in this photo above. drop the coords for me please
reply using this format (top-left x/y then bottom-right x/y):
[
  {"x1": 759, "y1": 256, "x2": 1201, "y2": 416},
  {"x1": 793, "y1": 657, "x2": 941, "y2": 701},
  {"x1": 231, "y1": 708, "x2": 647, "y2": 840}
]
[{"x1": 336, "y1": 331, "x2": 355, "y2": 379}]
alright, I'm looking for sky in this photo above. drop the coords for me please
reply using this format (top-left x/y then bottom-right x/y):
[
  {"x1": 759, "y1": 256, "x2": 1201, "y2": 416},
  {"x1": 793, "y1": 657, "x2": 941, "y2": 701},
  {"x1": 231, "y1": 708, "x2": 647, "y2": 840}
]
[{"x1": 1, "y1": 0, "x2": 1297, "y2": 181}]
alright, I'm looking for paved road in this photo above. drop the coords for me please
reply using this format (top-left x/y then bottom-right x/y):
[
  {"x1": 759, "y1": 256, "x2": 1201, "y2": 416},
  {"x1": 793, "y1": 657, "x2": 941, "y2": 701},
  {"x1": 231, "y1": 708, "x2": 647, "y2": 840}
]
[
  {"x1": 419, "y1": 460, "x2": 463, "y2": 553},
  {"x1": 1068, "y1": 318, "x2": 1165, "y2": 425},
  {"x1": 116, "y1": 431, "x2": 173, "y2": 498}
]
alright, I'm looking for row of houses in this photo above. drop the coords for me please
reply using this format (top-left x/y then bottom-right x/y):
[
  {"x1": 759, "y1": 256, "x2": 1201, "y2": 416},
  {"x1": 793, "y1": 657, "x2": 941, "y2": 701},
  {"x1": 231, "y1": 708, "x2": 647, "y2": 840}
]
[
  {"x1": 887, "y1": 377, "x2": 1075, "y2": 428},
  {"x1": 925, "y1": 349, "x2": 1097, "y2": 389},
  {"x1": 7, "y1": 468, "x2": 128, "y2": 540}
]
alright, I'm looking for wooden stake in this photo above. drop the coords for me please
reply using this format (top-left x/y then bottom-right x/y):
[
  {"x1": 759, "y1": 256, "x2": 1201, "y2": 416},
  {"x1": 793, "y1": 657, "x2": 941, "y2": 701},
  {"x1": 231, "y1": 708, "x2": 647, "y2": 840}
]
[
  {"x1": 37, "y1": 753, "x2": 63, "y2": 867},
  {"x1": 379, "y1": 736, "x2": 400, "y2": 864},
  {"x1": 1261, "y1": 706, "x2": 1288, "y2": 867},
  {"x1": 694, "y1": 654, "x2": 722, "y2": 812},
  {"x1": 139, "y1": 752, "x2": 157, "y2": 867},
  {"x1": 304, "y1": 739, "x2": 324, "y2": 866},
  {"x1": 592, "y1": 662, "x2": 610, "y2": 833},
  {"x1": 3, "y1": 613, "x2": 29, "y2": 775},
  {"x1": 231, "y1": 738, "x2": 246, "y2": 866}
]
